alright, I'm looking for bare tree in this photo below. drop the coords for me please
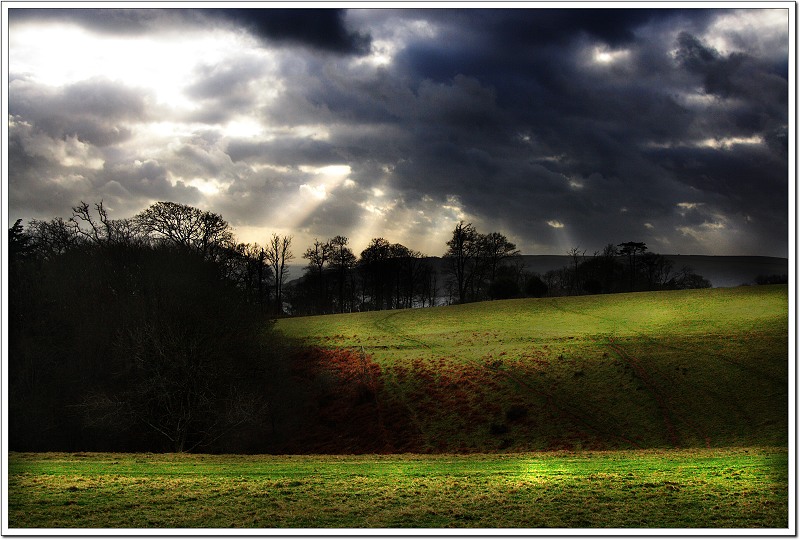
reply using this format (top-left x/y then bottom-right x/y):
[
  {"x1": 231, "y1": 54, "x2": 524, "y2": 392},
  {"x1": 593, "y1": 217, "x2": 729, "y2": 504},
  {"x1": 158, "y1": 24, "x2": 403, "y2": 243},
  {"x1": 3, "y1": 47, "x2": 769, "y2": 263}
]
[
  {"x1": 303, "y1": 239, "x2": 332, "y2": 313},
  {"x1": 618, "y1": 241, "x2": 648, "y2": 291},
  {"x1": 567, "y1": 246, "x2": 586, "y2": 295},
  {"x1": 481, "y1": 232, "x2": 520, "y2": 285},
  {"x1": 359, "y1": 237, "x2": 393, "y2": 310},
  {"x1": 26, "y1": 217, "x2": 80, "y2": 259},
  {"x1": 70, "y1": 201, "x2": 141, "y2": 246},
  {"x1": 327, "y1": 235, "x2": 356, "y2": 313},
  {"x1": 266, "y1": 234, "x2": 294, "y2": 315},
  {"x1": 443, "y1": 221, "x2": 479, "y2": 304},
  {"x1": 135, "y1": 201, "x2": 233, "y2": 257}
]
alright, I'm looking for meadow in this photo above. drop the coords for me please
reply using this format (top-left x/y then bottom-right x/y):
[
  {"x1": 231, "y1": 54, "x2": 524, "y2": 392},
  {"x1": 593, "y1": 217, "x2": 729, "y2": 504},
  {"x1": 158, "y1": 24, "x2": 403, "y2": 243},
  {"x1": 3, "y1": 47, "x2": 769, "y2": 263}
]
[
  {"x1": 7, "y1": 285, "x2": 789, "y2": 529},
  {"x1": 278, "y1": 285, "x2": 788, "y2": 452},
  {"x1": 7, "y1": 448, "x2": 788, "y2": 529}
]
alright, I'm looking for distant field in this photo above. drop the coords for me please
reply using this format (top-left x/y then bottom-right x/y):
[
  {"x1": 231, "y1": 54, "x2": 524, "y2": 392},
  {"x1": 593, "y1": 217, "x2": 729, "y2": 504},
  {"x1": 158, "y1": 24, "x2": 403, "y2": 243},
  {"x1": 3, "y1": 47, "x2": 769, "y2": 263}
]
[
  {"x1": 277, "y1": 285, "x2": 788, "y2": 452},
  {"x1": 7, "y1": 448, "x2": 788, "y2": 529}
]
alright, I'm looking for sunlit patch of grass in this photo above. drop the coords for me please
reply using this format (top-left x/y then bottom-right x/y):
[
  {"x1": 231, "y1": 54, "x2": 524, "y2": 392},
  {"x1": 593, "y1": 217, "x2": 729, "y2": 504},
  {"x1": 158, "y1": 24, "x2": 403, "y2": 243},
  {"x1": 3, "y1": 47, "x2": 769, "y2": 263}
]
[{"x1": 8, "y1": 449, "x2": 788, "y2": 529}]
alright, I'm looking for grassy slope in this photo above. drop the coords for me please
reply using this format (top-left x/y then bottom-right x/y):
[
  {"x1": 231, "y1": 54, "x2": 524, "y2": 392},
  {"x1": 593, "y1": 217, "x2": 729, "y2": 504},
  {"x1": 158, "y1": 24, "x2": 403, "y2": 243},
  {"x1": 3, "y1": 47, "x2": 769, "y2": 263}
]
[{"x1": 277, "y1": 285, "x2": 788, "y2": 452}]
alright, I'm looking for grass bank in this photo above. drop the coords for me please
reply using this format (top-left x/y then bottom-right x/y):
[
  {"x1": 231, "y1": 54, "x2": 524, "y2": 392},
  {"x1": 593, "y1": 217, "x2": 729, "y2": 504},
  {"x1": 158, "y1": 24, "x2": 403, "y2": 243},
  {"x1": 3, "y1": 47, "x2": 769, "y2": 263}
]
[
  {"x1": 7, "y1": 448, "x2": 788, "y2": 529},
  {"x1": 276, "y1": 286, "x2": 788, "y2": 452}
]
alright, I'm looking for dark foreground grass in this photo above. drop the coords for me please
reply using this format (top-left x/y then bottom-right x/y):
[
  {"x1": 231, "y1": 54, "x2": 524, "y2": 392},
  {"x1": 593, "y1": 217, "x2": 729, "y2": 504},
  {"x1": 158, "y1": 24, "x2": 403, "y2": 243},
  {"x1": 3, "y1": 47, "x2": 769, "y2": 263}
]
[{"x1": 8, "y1": 448, "x2": 788, "y2": 529}]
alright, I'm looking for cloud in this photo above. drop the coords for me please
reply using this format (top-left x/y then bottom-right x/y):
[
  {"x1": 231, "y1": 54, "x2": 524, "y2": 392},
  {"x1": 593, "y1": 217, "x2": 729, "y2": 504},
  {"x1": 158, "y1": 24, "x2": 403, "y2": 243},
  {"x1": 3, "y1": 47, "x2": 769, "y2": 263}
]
[
  {"x1": 209, "y1": 9, "x2": 372, "y2": 55},
  {"x1": 6, "y1": 8, "x2": 790, "y2": 258},
  {"x1": 8, "y1": 8, "x2": 175, "y2": 35},
  {"x1": 184, "y1": 57, "x2": 272, "y2": 123},
  {"x1": 9, "y1": 77, "x2": 150, "y2": 146}
]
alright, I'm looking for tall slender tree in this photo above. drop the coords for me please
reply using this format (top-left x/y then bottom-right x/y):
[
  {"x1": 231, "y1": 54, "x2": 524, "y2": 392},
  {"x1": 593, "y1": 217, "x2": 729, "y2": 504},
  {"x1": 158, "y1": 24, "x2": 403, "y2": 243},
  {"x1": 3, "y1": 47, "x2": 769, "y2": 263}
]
[
  {"x1": 617, "y1": 241, "x2": 648, "y2": 291},
  {"x1": 303, "y1": 239, "x2": 332, "y2": 313},
  {"x1": 266, "y1": 234, "x2": 293, "y2": 315},
  {"x1": 328, "y1": 235, "x2": 356, "y2": 313},
  {"x1": 443, "y1": 221, "x2": 479, "y2": 304},
  {"x1": 481, "y1": 232, "x2": 519, "y2": 283}
]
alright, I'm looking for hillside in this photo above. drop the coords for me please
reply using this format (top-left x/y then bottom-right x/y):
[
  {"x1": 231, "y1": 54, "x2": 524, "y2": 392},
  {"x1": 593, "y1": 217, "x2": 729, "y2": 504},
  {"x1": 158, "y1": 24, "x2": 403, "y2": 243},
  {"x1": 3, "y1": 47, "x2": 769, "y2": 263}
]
[
  {"x1": 276, "y1": 285, "x2": 788, "y2": 453},
  {"x1": 515, "y1": 255, "x2": 788, "y2": 288}
]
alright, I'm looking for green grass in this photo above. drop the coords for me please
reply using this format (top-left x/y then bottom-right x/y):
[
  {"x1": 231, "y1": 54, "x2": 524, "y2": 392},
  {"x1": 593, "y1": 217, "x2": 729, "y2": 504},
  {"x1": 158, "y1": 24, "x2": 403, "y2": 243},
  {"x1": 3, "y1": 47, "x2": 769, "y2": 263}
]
[
  {"x1": 7, "y1": 448, "x2": 788, "y2": 529},
  {"x1": 277, "y1": 286, "x2": 787, "y2": 356},
  {"x1": 8, "y1": 287, "x2": 790, "y2": 529},
  {"x1": 277, "y1": 286, "x2": 788, "y2": 451}
]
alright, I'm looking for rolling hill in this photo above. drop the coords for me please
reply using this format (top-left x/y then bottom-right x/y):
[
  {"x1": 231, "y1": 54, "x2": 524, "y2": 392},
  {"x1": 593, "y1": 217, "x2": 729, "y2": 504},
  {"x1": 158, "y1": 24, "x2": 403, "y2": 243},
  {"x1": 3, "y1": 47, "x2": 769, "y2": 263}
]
[{"x1": 275, "y1": 285, "x2": 788, "y2": 453}]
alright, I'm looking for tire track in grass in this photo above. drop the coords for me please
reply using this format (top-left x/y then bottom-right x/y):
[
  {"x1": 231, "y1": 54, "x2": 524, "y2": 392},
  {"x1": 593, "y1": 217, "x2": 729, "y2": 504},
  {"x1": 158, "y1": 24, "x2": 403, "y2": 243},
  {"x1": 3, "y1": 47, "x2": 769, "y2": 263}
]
[
  {"x1": 544, "y1": 298, "x2": 785, "y2": 387},
  {"x1": 607, "y1": 337, "x2": 711, "y2": 448},
  {"x1": 494, "y1": 361, "x2": 643, "y2": 449},
  {"x1": 606, "y1": 337, "x2": 680, "y2": 447},
  {"x1": 545, "y1": 299, "x2": 718, "y2": 447},
  {"x1": 372, "y1": 312, "x2": 431, "y2": 444},
  {"x1": 374, "y1": 311, "x2": 642, "y2": 449}
]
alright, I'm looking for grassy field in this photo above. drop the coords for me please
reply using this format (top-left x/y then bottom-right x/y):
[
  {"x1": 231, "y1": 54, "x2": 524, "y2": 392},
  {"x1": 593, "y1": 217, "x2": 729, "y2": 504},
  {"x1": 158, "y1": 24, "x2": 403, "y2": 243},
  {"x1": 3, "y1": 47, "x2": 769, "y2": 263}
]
[
  {"x1": 7, "y1": 448, "x2": 788, "y2": 529},
  {"x1": 7, "y1": 286, "x2": 790, "y2": 529},
  {"x1": 277, "y1": 285, "x2": 788, "y2": 452}
]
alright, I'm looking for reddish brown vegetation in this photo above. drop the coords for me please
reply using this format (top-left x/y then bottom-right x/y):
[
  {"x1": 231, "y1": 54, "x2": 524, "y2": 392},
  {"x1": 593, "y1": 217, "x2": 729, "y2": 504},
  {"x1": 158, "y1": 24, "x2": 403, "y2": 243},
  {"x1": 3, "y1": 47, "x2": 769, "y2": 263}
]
[
  {"x1": 284, "y1": 347, "x2": 424, "y2": 453},
  {"x1": 279, "y1": 346, "x2": 647, "y2": 453}
]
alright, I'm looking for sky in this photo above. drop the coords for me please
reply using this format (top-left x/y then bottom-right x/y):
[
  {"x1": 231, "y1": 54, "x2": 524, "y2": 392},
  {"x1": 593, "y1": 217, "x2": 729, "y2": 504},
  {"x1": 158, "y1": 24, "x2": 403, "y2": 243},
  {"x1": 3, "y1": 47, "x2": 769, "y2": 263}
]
[{"x1": 5, "y1": 4, "x2": 792, "y2": 258}]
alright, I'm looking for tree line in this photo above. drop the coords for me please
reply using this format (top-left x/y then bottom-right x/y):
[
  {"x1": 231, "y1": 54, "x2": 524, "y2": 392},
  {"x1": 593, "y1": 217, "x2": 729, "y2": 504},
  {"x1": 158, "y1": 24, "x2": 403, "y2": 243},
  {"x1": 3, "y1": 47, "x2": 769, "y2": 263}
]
[
  {"x1": 9, "y1": 202, "x2": 715, "y2": 319},
  {"x1": 8, "y1": 201, "x2": 716, "y2": 453},
  {"x1": 530, "y1": 241, "x2": 712, "y2": 298}
]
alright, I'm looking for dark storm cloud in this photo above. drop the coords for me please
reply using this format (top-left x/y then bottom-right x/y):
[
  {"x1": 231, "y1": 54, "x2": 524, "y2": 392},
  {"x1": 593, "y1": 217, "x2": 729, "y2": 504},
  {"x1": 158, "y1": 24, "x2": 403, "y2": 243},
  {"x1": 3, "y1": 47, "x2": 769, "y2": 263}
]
[
  {"x1": 209, "y1": 9, "x2": 371, "y2": 55},
  {"x1": 391, "y1": 9, "x2": 715, "y2": 86},
  {"x1": 7, "y1": 7, "x2": 790, "y2": 257},
  {"x1": 675, "y1": 31, "x2": 788, "y2": 103},
  {"x1": 9, "y1": 7, "x2": 371, "y2": 55},
  {"x1": 248, "y1": 8, "x2": 787, "y2": 254},
  {"x1": 342, "y1": 9, "x2": 787, "y2": 253}
]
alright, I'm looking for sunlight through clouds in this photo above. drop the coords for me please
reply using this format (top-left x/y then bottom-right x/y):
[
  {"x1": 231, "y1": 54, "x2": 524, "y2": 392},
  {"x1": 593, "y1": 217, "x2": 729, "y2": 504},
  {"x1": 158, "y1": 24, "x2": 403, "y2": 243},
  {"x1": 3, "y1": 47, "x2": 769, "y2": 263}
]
[
  {"x1": 6, "y1": 8, "x2": 789, "y2": 257},
  {"x1": 592, "y1": 46, "x2": 631, "y2": 65},
  {"x1": 277, "y1": 164, "x2": 353, "y2": 231}
]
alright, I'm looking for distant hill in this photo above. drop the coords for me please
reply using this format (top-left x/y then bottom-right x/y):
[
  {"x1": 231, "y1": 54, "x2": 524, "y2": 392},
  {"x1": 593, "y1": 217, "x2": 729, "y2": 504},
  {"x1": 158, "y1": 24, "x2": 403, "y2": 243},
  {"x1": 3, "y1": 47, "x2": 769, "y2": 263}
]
[{"x1": 515, "y1": 255, "x2": 788, "y2": 288}]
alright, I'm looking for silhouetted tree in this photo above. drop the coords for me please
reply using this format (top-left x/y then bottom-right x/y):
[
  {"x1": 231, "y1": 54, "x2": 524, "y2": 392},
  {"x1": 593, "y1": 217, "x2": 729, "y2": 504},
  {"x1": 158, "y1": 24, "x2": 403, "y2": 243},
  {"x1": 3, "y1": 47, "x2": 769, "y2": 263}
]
[
  {"x1": 525, "y1": 273, "x2": 549, "y2": 297},
  {"x1": 359, "y1": 237, "x2": 393, "y2": 310},
  {"x1": 70, "y1": 201, "x2": 143, "y2": 247},
  {"x1": 641, "y1": 252, "x2": 674, "y2": 290},
  {"x1": 266, "y1": 234, "x2": 294, "y2": 315},
  {"x1": 669, "y1": 266, "x2": 712, "y2": 290},
  {"x1": 417, "y1": 258, "x2": 439, "y2": 307},
  {"x1": 303, "y1": 239, "x2": 333, "y2": 313},
  {"x1": 26, "y1": 217, "x2": 81, "y2": 259},
  {"x1": 9, "y1": 219, "x2": 32, "y2": 263},
  {"x1": 618, "y1": 241, "x2": 648, "y2": 291},
  {"x1": 755, "y1": 274, "x2": 788, "y2": 285},
  {"x1": 328, "y1": 235, "x2": 357, "y2": 313},
  {"x1": 135, "y1": 201, "x2": 233, "y2": 258},
  {"x1": 567, "y1": 246, "x2": 586, "y2": 295},
  {"x1": 221, "y1": 242, "x2": 271, "y2": 309},
  {"x1": 444, "y1": 221, "x2": 479, "y2": 304}
]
